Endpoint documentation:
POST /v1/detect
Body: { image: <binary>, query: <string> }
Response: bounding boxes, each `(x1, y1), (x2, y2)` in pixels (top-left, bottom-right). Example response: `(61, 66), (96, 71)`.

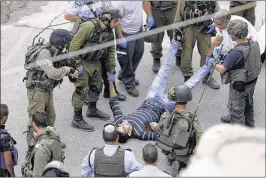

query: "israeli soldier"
(156, 85), (203, 175)
(69, 7), (120, 131)
(211, 20), (262, 127)
(24, 29), (79, 152)
(81, 123), (142, 177)
(143, 1), (180, 73)
(174, 0), (220, 89)
(229, 1), (256, 26)
(0, 104), (18, 177)
(21, 112), (64, 177)
(41, 160), (69, 177)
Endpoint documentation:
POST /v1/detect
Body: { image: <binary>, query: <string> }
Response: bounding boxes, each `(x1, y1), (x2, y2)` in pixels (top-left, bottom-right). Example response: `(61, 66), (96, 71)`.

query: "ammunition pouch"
(151, 1), (177, 11)
(81, 42), (107, 61)
(229, 68), (248, 92)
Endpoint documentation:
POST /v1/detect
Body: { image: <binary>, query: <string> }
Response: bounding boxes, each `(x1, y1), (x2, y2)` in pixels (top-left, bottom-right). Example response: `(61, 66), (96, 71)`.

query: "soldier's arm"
(32, 146), (51, 177)
(69, 21), (95, 64)
(35, 49), (72, 80)
(173, 0), (185, 23)
(106, 31), (116, 74)
(214, 1), (220, 12)
(207, 35), (224, 56)
(143, 1), (152, 16)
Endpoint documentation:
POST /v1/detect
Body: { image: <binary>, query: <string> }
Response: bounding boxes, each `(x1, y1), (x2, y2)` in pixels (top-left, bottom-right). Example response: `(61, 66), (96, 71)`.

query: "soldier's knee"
(90, 83), (103, 95)
(74, 87), (85, 96)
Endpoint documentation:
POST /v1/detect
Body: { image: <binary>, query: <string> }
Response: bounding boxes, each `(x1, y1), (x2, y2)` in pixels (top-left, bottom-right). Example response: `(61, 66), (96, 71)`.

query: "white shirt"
(129, 165), (172, 177)
(111, 1), (143, 34)
(257, 23), (265, 55)
(215, 15), (258, 53)
(81, 144), (142, 177)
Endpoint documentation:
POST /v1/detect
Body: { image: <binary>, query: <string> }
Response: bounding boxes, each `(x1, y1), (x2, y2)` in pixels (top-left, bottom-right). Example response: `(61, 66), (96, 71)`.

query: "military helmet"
(101, 6), (120, 21)
(42, 160), (69, 177)
(227, 19), (248, 41)
(143, 25), (158, 43)
(168, 85), (192, 103)
(49, 29), (73, 49)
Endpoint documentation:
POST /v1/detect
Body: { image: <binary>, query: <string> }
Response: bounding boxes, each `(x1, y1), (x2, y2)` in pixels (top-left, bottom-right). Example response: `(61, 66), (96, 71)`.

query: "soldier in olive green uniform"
(69, 7), (120, 132)
(174, 0), (220, 89)
(21, 112), (64, 177)
(143, 1), (180, 73)
(24, 29), (79, 152)
(156, 85), (202, 175)
(229, 1), (256, 26)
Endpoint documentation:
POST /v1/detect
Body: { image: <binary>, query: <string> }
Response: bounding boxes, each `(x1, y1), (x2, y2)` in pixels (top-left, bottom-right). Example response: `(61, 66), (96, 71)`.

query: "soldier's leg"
(46, 91), (55, 127)
(72, 62), (94, 132)
(26, 89), (49, 152)
(150, 9), (165, 73)
(226, 84), (246, 125)
(197, 32), (220, 89)
(86, 60), (110, 120)
(244, 83), (256, 127)
(181, 25), (197, 81)
(244, 7), (256, 26)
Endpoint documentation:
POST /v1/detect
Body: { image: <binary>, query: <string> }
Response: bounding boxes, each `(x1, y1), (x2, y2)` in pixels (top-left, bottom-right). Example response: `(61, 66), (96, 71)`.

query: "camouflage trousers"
(72, 60), (103, 109)
(26, 89), (55, 146)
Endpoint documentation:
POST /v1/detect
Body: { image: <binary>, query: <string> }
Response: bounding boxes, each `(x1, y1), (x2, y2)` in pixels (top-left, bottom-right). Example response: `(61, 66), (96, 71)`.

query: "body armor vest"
(151, 1), (177, 11)
(228, 41), (261, 85)
(94, 146), (126, 177)
(22, 127), (64, 176)
(80, 19), (111, 61)
(183, 1), (216, 25)
(0, 129), (18, 169)
(24, 43), (63, 92)
(156, 111), (197, 159)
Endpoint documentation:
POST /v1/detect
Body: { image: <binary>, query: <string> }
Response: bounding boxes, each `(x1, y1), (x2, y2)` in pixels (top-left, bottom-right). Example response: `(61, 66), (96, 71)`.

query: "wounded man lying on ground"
(108, 31), (183, 143)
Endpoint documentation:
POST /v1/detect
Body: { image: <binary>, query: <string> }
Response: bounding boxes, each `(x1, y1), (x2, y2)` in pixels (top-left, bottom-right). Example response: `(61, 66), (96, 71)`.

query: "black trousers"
(101, 57), (118, 94)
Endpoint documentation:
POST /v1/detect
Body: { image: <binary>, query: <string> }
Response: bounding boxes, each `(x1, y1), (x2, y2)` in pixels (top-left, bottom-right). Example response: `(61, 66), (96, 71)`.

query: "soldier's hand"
(118, 37), (127, 48)
(205, 23), (216, 34)
(69, 69), (79, 79)
(77, 65), (83, 76)
(146, 16), (155, 29)
(107, 72), (116, 82)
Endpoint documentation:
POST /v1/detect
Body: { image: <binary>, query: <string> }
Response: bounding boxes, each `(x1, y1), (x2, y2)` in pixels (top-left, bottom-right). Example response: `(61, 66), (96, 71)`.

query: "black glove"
(173, 28), (184, 43)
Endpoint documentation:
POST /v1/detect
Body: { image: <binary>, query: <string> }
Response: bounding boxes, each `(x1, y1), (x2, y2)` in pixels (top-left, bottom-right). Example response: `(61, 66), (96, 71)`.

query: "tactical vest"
(24, 42), (63, 92)
(79, 19), (110, 61)
(0, 129), (18, 169)
(183, 1), (216, 25)
(223, 41), (261, 86)
(156, 111), (197, 158)
(93, 146), (127, 177)
(22, 127), (64, 176)
(151, 1), (177, 11)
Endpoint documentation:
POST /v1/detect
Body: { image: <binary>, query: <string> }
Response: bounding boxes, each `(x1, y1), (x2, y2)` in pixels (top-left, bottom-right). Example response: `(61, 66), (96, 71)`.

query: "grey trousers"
(117, 28), (144, 89)
(227, 82), (257, 127)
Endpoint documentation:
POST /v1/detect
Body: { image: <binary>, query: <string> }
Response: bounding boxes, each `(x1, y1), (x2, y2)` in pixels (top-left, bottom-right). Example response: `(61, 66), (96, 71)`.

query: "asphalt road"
(1, 1), (265, 176)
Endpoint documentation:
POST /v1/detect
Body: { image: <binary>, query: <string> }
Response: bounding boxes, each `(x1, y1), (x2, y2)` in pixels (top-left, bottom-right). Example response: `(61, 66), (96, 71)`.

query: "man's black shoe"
(152, 58), (161, 74)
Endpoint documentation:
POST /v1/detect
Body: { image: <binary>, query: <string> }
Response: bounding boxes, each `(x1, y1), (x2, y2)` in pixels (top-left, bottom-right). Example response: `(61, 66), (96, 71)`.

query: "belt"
(245, 77), (257, 86)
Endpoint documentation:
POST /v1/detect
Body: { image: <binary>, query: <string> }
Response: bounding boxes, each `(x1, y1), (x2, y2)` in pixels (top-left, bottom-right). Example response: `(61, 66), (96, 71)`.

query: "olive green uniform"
(25, 47), (72, 147)
(230, 1), (256, 26)
(150, 1), (178, 59)
(21, 127), (64, 177)
(69, 20), (116, 109)
(174, 1), (220, 77)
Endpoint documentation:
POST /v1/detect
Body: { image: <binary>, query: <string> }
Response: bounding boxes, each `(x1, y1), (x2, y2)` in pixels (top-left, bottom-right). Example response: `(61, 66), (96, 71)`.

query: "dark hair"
(0, 104), (9, 119)
(118, 132), (130, 144)
(32, 112), (48, 128)
(142, 143), (158, 164)
(103, 123), (118, 142)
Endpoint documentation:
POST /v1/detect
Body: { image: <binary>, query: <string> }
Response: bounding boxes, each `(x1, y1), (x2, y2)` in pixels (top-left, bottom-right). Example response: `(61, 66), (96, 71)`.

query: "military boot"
(202, 76), (220, 89)
(126, 87), (139, 97)
(171, 161), (180, 177)
(72, 109), (94, 132)
(152, 58), (161, 74)
(86, 102), (110, 120)
(221, 115), (232, 123)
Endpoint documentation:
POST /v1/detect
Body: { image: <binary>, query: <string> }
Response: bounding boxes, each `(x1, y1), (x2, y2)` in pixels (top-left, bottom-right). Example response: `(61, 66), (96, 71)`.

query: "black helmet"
(168, 85), (192, 104)
(49, 29), (73, 49)
(101, 6), (120, 20)
(42, 161), (69, 177)
(175, 85), (192, 103)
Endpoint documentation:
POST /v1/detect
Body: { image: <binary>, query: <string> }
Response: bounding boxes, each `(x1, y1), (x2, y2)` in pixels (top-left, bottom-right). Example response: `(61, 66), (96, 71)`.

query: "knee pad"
(89, 83), (103, 95)
(75, 87), (84, 95)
